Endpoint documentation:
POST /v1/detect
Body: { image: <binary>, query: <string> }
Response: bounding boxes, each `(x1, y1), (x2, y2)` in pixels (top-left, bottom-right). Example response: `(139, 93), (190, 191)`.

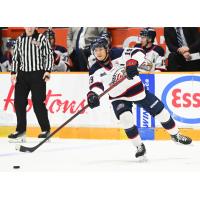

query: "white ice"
(0, 138), (200, 172)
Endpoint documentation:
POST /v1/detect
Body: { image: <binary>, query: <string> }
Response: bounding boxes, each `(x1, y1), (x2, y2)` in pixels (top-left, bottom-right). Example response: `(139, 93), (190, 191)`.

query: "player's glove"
(87, 91), (100, 109)
(125, 59), (139, 79)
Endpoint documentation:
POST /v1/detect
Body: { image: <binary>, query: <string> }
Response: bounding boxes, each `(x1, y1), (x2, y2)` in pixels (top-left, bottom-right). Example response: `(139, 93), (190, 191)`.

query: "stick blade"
(15, 144), (35, 153)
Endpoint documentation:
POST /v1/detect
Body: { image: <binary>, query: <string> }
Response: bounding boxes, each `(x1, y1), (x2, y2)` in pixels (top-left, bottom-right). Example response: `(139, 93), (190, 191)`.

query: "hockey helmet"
(43, 28), (55, 40)
(100, 32), (111, 40)
(6, 39), (16, 48)
(140, 27), (156, 43)
(91, 37), (109, 53)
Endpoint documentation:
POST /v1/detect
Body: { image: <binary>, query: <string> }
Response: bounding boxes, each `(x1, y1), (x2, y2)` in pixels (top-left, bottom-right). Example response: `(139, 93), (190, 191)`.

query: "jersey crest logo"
(110, 68), (126, 85)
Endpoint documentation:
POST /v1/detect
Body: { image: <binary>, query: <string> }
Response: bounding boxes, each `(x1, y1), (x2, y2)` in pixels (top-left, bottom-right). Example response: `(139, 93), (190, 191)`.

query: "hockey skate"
(135, 143), (147, 162)
(38, 131), (50, 139)
(8, 131), (26, 143)
(171, 133), (192, 145)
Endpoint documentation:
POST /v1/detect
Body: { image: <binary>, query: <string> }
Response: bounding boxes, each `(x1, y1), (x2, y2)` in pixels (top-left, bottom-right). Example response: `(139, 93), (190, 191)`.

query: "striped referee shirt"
(11, 30), (53, 74)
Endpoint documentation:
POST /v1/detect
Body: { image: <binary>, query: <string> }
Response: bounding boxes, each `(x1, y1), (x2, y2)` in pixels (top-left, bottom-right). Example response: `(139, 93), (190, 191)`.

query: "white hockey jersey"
(52, 45), (69, 72)
(89, 47), (147, 102)
(0, 56), (11, 72)
(135, 44), (166, 72)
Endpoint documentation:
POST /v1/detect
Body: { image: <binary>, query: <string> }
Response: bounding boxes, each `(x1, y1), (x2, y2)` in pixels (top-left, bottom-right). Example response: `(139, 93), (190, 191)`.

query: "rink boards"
(0, 72), (200, 140)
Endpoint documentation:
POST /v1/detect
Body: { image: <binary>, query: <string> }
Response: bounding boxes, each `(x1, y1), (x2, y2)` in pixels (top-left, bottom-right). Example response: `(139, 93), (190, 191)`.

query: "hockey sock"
(120, 112), (142, 147)
(155, 108), (179, 135)
(130, 135), (142, 147)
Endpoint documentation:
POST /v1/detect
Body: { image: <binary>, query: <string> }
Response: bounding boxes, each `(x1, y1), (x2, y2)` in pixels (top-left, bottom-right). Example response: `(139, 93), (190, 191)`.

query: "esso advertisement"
(155, 74), (200, 127)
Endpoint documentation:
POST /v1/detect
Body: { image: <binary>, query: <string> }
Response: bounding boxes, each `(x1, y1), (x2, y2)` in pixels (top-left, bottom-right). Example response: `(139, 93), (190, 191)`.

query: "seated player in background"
(87, 37), (192, 160)
(4, 39), (16, 66)
(43, 28), (71, 72)
(135, 27), (167, 72)
(0, 39), (14, 72)
(0, 53), (11, 72)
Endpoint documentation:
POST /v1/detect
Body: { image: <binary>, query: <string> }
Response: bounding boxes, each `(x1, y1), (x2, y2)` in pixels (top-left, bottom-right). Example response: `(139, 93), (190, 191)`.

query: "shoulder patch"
(153, 45), (165, 56)
(55, 45), (67, 53)
(130, 48), (145, 57)
(110, 48), (124, 60)
(134, 43), (142, 48)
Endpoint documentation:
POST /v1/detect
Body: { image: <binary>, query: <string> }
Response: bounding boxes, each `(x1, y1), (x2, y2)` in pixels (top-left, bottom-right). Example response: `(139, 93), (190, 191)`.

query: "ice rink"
(1, 138), (200, 200)
(0, 138), (200, 172)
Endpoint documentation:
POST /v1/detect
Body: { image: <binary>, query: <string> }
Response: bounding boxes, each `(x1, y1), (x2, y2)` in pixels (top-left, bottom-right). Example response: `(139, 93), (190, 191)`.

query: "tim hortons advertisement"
(0, 73), (120, 128)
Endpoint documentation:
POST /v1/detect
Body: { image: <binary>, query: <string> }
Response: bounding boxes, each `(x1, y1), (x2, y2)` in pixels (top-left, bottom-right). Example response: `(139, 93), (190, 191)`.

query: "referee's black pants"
(14, 70), (50, 133)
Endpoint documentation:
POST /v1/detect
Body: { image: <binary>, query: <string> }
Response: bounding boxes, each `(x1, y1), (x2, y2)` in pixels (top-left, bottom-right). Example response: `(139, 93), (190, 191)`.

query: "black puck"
(13, 166), (20, 169)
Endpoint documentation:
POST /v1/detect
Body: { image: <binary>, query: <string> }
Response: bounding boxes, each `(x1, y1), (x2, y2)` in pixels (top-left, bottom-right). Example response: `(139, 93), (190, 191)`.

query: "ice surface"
(0, 138), (200, 172)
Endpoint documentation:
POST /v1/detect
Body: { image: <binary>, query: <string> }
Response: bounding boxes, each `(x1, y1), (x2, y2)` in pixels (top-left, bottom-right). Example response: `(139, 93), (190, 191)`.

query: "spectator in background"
(0, 28), (2, 55)
(67, 27), (107, 71)
(0, 39), (13, 72)
(135, 27), (166, 72)
(164, 27), (200, 71)
(44, 28), (70, 72)
(4, 39), (16, 64)
(0, 50), (10, 72)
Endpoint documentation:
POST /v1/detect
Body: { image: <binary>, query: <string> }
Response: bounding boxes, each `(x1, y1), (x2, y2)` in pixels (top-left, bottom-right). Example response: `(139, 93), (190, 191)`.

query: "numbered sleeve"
(89, 70), (104, 95)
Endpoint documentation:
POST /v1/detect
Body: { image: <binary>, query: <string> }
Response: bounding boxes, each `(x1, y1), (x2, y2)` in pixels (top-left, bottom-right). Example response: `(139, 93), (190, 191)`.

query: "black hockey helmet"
(6, 39), (16, 48)
(100, 32), (112, 40)
(91, 37), (109, 52)
(43, 28), (55, 40)
(100, 32), (112, 47)
(140, 27), (156, 43)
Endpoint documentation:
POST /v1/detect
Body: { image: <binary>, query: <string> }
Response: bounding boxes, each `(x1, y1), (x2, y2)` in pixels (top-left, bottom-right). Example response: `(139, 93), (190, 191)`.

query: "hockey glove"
(126, 59), (139, 79)
(87, 91), (100, 109)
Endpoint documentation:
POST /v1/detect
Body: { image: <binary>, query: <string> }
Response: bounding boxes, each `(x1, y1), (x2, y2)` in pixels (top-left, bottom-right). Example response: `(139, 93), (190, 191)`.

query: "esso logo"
(172, 88), (200, 108)
(161, 76), (200, 124)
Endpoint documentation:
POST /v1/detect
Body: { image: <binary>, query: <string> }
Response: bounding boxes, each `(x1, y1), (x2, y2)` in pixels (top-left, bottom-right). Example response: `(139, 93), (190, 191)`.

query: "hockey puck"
(13, 166), (20, 169)
(15, 144), (21, 151)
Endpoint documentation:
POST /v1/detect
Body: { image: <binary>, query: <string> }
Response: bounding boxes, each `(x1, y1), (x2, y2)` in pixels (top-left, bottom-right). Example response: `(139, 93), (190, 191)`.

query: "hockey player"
(87, 37), (192, 159)
(88, 32), (123, 69)
(135, 27), (166, 72)
(0, 53), (11, 72)
(0, 39), (14, 72)
(5, 39), (16, 65)
(43, 28), (70, 72)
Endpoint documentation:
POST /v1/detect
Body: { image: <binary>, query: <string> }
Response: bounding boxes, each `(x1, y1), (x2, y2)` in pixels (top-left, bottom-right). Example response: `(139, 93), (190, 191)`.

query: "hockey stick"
(16, 75), (126, 153)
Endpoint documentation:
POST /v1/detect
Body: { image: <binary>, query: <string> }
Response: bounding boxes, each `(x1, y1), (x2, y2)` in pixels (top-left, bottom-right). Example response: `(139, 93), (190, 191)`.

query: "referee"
(8, 27), (53, 142)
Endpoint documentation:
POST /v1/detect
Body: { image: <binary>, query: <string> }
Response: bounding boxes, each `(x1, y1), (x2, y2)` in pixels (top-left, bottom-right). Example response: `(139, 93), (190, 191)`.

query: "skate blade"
(173, 141), (193, 146)
(136, 155), (148, 162)
(8, 137), (26, 143)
